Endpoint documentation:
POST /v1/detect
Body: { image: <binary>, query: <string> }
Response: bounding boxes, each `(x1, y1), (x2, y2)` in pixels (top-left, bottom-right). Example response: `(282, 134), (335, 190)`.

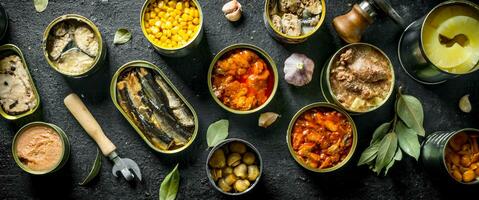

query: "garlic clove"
(222, 0), (242, 22)
(459, 94), (472, 113)
(258, 112), (280, 128)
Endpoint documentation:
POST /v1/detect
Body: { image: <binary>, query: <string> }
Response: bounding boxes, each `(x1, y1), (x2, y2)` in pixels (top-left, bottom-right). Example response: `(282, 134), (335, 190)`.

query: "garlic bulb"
(222, 0), (242, 22)
(284, 53), (315, 86)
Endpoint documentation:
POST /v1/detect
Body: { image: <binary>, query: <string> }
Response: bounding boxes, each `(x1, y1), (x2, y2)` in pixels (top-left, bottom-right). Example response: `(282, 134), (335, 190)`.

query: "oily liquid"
(422, 4), (479, 74)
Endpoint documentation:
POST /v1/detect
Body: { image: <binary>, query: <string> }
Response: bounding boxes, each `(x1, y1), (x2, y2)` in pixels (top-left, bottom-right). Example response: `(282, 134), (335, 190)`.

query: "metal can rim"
(320, 42), (396, 114)
(418, 0), (479, 76)
(140, 0), (204, 51)
(286, 102), (358, 173)
(207, 43), (279, 114)
(0, 44), (41, 120)
(11, 122), (70, 175)
(205, 138), (263, 195)
(263, 0), (327, 41)
(41, 14), (104, 77)
(110, 60), (199, 154)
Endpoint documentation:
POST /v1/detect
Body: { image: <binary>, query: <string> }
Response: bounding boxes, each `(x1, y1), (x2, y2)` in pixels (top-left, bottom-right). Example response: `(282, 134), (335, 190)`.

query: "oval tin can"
(263, 0), (326, 44)
(207, 43), (279, 115)
(12, 122), (71, 175)
(398, 0), (479, 84)
(0, 44), (42, 127)
(205, 138), (263, 196)
(140, 0), (204, 57)
(42, 14), (107, 78)
(421, 128), (479, 185)
(286, 102), (358, 173)
(110, 60), (199, 154)
(320, 43), (395, 115)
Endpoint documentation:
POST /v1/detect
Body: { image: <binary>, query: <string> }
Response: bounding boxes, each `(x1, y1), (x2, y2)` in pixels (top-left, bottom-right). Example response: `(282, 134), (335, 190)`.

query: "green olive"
(218, 178), (232, 192)
(209, 149), (226, 168)
(247, 165), (260, 181)
(233, 163), (247, 179)
(210, 168), (222, 181)
(223, 167), (233, 176)
(234, 179), (250, 193)
(224, 174), (237, 186)
(242, 152), (256, 165)
(229, 142), (247, 154)
(227, 153), (242, 167)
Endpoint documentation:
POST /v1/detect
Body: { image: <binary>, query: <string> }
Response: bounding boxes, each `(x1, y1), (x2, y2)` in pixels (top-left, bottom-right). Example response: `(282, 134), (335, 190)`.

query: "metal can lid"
(371, 0), (406, 27)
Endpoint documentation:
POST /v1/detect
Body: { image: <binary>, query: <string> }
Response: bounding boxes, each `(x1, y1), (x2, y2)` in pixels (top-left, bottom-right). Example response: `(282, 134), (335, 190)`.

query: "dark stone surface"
(0, 0), (478, 199)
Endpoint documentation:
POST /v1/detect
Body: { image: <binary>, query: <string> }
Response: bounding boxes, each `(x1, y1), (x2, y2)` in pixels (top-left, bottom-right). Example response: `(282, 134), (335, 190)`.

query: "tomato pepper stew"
(212, 49), (274, 111)
(291, 107), (353, 169)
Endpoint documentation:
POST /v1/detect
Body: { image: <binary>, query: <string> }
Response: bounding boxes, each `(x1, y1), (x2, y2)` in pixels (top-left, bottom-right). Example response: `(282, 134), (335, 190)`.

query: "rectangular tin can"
(0, 44), (42, 128)
(110, 60), (198, 154)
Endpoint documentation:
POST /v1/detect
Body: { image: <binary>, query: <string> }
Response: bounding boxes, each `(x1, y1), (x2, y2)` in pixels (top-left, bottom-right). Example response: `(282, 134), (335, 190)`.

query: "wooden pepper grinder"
(332, 0), (405, 43)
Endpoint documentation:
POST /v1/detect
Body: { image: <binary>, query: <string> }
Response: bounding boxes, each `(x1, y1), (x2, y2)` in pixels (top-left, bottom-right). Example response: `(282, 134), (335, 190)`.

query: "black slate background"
(1, 0), (479, 199)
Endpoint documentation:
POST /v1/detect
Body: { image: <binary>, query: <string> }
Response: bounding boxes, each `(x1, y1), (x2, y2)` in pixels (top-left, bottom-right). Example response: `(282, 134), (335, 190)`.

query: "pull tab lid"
(371, 0), (406, 27)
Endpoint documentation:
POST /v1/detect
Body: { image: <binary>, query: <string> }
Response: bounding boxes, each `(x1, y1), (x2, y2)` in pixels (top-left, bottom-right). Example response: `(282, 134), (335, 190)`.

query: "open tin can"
(140, 0), (204, 57)
(207, 43), (278, 115)
(42, 14), (107, 78)
(421, 128), (479, 185)
(398, 0), (479, 84)
(12, 122), (70, 175)
(205, 138), (263, 195)
(110, 60), (198, 154)
(320, 43), (395, 115)
(263, 0), (327, 44)
(0, 44), (42, 127)
(286, 102), (357, 173)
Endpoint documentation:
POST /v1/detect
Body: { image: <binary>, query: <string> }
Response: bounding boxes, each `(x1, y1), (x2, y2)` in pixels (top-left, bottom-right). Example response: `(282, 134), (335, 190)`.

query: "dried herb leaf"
(113, 28), (132, 45)
(33, 0), (48, 12)
(459, 94), (472, 113)
(375, 132), (397, 175)
(258, 112), (280, 128)
(159, 164), (180, 200)
(385, 148), (402, 175)
(79, 148), (102, 186)
(357, 143), (380, 166)
(207, 119), (229, 147)
(397, 94), (425, 136)
(396, 121), (420, 160)
(370, 122), (391, 145)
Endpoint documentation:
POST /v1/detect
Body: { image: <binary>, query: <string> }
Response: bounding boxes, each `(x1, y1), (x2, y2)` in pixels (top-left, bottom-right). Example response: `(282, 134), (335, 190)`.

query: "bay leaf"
(370, 122), (391, 145)
(396, 121), (420, 160)
(79, 148), (102, 186)
(385, 148), (403, 175)
(33, 0), (48, 12)
(384, 159), (395, 175)
(159, 164), (180, 200)
(206, 119), (229, 147)
(113, 28), (132, 45)
(394, 147), (402, 161)
(357, 143), (380, 166)
(374, 132), (398, 175)
(397, 94), (425, 136)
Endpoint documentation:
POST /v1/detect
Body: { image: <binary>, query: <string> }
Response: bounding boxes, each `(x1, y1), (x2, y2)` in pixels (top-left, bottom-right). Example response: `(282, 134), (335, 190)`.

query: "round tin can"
(110, 60), (199, 154)
(263, 0), (326, 44)
(205, 138), (263, 195)
(421, 128), (479, 185)
(286, 102), (358, 173)
(398, 1), (479, 84)
(320, 43), (395, 115)
(0, 44), (42, 127)
(12, 122), (71, 175)
(0, 4), (8, 41)
(207, 43), (278, 115)
(140, 0), (204, 57)
(42, 14), (107, 78)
